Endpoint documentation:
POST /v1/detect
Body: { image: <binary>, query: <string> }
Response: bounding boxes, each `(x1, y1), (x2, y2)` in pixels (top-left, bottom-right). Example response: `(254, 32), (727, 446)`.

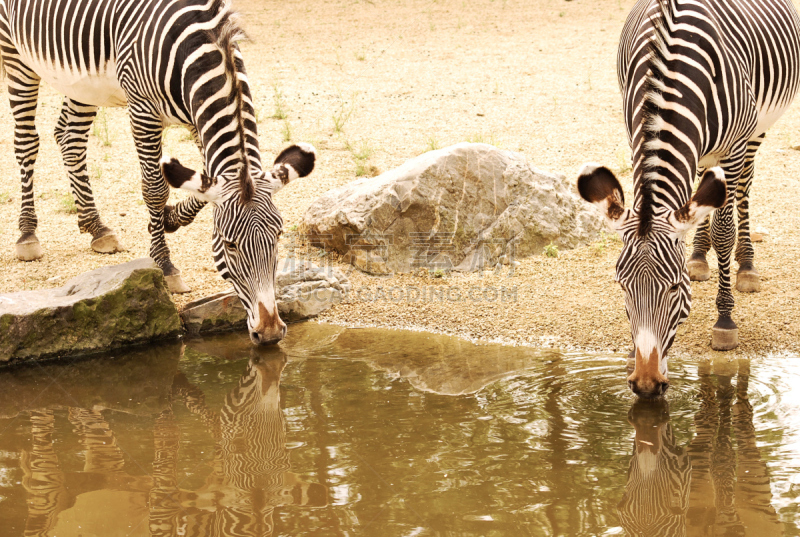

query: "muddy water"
(0, 323), (798, 536)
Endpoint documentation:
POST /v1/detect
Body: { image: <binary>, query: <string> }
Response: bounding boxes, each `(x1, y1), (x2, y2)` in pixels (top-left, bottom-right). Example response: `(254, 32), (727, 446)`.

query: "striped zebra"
(617, 399), (691, 535)
(578, 0), (800, 396)
(0, 0), (315, 344)
(171, 355), (327, 534)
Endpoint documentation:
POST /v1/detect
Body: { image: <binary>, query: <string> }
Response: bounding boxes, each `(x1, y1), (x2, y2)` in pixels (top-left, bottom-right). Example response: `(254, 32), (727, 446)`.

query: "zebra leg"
(688, 168), (712, 281)
(54, 99), (126, 254)
(163, 125), (207, 233)
(7, 68), (43, 260)
(710, 154), (745, 351)
(734, 137), (763, 293)
(128, 105), (190, 293)
(688, 216), (712, 281)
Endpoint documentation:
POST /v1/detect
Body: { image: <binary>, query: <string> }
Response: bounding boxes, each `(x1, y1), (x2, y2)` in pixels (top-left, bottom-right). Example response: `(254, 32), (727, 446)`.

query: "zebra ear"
(668, 167), (727, 236)
(160, 156), (223, 204)
(267, 143), (316, 193)
(577, 163), (629, 231)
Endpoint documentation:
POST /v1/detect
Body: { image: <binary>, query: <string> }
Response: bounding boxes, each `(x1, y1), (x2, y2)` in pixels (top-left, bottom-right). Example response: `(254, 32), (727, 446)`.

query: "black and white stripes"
(579, 0), (800, 396)
(0, 0), (316, 344)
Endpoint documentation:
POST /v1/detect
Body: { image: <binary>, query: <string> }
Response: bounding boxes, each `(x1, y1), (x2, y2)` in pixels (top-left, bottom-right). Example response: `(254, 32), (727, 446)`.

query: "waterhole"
(0, 322), (798, 535)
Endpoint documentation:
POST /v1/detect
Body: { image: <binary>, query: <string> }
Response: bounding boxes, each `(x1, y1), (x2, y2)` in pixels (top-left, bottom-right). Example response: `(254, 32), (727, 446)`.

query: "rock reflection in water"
(618, 358), (782, 536)
(6, 344), (325, 536)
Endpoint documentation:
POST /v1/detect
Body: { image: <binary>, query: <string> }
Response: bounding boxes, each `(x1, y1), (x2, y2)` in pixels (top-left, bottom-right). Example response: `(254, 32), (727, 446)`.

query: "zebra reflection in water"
(19, 351), (325, 536)
(156, 352), (327, 535)
(618, 359), (781, 535)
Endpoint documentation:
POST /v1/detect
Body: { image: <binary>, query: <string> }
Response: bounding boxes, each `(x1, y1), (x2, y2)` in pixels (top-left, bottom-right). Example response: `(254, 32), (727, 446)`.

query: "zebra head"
(578, 164), (726, 397)
(161, 143), (316, 345)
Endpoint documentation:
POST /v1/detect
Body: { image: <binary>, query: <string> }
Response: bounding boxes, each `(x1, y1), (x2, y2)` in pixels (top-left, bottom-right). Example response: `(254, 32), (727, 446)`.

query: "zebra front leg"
(129, 106), (190, 293)
(734, 137), (763, 293)
(8, 71), (43, 260)
(710, 159), (743, 351)
(163, 125), (207, 232)
(55, 99), (126, 254)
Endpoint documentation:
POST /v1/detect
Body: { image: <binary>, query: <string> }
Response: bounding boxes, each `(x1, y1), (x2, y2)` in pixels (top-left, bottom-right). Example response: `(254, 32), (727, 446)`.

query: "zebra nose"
(629, 379), (669, 398)
(250, 330), (284, 346)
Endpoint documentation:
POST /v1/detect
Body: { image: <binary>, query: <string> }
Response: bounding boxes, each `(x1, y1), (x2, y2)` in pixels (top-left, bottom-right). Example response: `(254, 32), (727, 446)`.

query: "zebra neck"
(183, 54), (262, 179)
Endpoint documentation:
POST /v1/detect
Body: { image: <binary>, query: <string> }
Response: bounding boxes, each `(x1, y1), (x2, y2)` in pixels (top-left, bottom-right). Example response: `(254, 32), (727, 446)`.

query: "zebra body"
(579, 0), (800, 396)
(0, 0), (315, 344)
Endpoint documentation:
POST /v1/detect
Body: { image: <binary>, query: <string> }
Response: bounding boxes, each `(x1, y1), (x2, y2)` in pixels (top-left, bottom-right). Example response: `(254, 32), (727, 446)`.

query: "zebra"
(170, 353), (327, 534)
(578, 0), (800, 397)
(0, 0), (316, 344)
(617, 399), (691, 535)
(617, 364), (782, 534)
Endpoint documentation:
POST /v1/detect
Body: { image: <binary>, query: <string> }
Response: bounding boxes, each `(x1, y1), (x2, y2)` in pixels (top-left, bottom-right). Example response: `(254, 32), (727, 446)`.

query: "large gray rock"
(181, 259), (351, 335)
(0, 258), (182, 362)
(302, 142), (603, 274)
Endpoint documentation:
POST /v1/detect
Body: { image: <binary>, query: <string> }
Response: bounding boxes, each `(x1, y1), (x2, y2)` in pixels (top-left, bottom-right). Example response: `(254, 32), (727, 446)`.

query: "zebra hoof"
(687, 257), (710, 281)
(736, 270), (761, 293)
(164, 274), (191, 294)
(91, 234), (126, 254)
(16, 233), (43, 261)
(736, 263), (761, 293)
(711, 318), (738, 351)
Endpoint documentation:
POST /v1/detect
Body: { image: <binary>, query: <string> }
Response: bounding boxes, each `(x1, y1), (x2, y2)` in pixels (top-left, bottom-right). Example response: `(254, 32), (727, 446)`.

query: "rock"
(0, 258), (182, 362)
(180, 258), (351, 335)
(751, 228), (768, 242)
(180, 291), (247, 335)
(301, 142), (603, 274)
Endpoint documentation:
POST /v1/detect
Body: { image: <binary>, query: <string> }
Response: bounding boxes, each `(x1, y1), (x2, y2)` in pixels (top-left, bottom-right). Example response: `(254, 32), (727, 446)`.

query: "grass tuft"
(271, 82), (288, 120)
(59, 192), (77, 214)
(92, 109), (112, 147)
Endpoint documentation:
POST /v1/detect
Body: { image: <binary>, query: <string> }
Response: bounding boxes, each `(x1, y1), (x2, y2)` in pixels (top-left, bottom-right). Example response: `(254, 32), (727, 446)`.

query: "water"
(0, 322), (798, 536)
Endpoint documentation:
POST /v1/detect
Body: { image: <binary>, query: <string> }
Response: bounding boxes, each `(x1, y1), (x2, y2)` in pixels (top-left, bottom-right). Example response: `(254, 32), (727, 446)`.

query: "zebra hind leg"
(688, 216), (712, 281)
(8, 69), (43, 261)
(734, 137), (763, 293)
(687, 169), (711, 281)
(55, 99), (126, 254)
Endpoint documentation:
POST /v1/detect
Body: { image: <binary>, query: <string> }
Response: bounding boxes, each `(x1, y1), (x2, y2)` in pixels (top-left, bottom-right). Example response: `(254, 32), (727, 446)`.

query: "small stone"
(180, 258), (351, 335)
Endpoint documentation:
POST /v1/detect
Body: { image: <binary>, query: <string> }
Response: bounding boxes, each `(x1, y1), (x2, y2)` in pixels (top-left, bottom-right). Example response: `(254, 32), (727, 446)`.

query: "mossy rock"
(0, 258), (181, 362)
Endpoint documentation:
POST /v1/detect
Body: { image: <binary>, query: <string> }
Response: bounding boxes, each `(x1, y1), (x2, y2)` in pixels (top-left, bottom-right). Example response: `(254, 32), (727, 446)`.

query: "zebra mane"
(208, 1), (253, 204)
(638, 0), (674, 237)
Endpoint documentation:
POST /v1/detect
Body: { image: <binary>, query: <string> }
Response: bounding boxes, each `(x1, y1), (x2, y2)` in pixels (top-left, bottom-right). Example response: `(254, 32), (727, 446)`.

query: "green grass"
(281, 120), (292, 142)
(543, 242), (559, 258)
(426, 136), (440, 152)
(347, 140), (379, 177)
(332, 91), (357, 134)
(467, 132), (497, 146)
(59, 192), (77, 214)
(92, 109), (112, 147)
(0, 191), (9, 204)
(271, 82), (288, 120)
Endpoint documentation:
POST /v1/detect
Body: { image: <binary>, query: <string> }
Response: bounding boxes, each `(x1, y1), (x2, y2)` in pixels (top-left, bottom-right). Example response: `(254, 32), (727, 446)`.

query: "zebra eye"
(669, 283), (680, 293)
(223, 240), (238, 253)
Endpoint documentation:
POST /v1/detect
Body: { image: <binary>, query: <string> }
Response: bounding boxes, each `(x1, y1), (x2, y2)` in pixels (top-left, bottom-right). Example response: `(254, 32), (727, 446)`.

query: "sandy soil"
(1, 0), (799, 358)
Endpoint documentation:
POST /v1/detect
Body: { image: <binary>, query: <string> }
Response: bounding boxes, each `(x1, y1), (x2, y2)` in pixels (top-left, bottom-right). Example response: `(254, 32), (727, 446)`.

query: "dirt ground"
(1, 0), (799, 359)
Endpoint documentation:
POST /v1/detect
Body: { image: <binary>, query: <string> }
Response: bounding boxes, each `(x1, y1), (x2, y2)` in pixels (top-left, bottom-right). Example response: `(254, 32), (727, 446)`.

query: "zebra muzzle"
(627, 348), (669, 398)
